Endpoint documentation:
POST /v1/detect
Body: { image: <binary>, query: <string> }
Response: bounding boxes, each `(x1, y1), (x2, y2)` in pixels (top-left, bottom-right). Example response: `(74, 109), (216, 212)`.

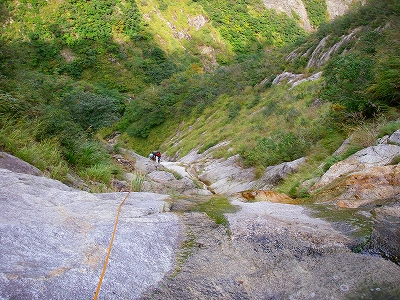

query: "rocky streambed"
(1, 149), (400, 299)
(143, 198), (400, 300)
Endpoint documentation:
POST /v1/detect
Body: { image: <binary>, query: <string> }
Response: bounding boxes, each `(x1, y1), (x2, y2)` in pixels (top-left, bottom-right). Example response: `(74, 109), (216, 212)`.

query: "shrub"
(322, 53), (376, 117)
(61, 90), (121, 131)
(16, 139), (67, 173)
(243, 131), (311, 167)
(368, 19), (400, 107)
(227, 102), (241, 119)
(303, 0), (328, 28)
(0, 92), (27, 117)
(35, 108), (84, 150)
(69, 141), (110, 167)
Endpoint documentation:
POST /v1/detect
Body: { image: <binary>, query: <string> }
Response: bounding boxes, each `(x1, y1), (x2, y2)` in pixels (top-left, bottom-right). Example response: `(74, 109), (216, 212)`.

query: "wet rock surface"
(365, 201), (400, 265)
(144, 200), (400, 299)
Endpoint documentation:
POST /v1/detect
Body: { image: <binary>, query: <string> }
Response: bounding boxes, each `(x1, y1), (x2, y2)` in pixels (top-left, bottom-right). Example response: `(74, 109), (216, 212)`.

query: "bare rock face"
(326, 0), (353, 19)
(148, 201), (400, 299)
(225, 200), (400, 299)
(196, 155), (256, 194)
(262, 0), (353, 31)
(286, 27), (361, 69)
(262, 0), (312, 31)
(187, 15), (208, 31)
(256, 157), (306, 189)
(388, 129), (400, 145)
(307, 27), (361, 68)
(178, 145), (305, 195)
(334, 165), (400, 208)
(309, 143), (400, 208)
(306, 132), (400, 266)
(0, 151), (42, 176)
(311, 144), (400, 191)
(366, 203), (400, 265)
(144, 170), (210, 195)
(0, 168), (182, 300)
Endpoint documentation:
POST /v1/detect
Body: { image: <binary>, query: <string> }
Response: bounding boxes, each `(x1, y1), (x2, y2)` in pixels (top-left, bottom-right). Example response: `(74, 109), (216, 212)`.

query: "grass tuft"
(194, 196), (239, 229)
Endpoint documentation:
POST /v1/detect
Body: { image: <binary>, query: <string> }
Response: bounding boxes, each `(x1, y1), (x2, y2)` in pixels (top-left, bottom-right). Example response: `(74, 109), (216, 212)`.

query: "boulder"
(255, 157), (306, 189)
(0, 152), (42, 176)
(143, 170), (210, 196)
(311, 144), (400, 191)
(334, 165), (400, 208)
(196, 155), (256, 195)
(365, 203), (400, 265)
(148, 170), (176, 182)
(388, 129), (400, 145)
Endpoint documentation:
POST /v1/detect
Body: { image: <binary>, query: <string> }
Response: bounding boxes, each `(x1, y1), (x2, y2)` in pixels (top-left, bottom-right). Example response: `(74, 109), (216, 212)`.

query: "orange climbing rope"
(93, 191), (131, 300)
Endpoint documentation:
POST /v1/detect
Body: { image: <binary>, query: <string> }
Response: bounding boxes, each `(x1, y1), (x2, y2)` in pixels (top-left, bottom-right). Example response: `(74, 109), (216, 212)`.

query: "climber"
(149, 151), (161, 163)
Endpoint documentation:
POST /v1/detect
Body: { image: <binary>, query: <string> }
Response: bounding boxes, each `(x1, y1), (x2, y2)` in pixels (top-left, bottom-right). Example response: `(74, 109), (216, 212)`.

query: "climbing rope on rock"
(93, 191), (131, 300)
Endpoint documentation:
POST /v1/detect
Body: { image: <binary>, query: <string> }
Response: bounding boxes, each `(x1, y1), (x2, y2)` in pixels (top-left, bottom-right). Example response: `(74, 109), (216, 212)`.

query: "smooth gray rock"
(144, 170), (208, 196)
(327, 0), (352, 18)
(148, 171), (176, 182)
(255, 157), (306, 189)
(197, 155), (256, 195)
(0, 152), (42, 176)
(262, 0), (312, 31)
(388, 129), (400, 145)
(0, 168), (182, 300)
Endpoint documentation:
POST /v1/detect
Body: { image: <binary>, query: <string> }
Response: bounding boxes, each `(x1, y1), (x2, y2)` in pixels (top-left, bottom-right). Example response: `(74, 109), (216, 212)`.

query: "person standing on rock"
(149, 151), (161, 163)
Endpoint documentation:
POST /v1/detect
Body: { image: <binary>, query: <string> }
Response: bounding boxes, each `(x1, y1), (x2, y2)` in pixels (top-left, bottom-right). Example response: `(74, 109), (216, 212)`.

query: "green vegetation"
(198, 0), (306, 53)
(0, 52), (124, 190)
(303, 0), (328, 28)
(322, 53), (376, 117)
(1, 0), (399, 195)
(378, 120), (400, 137)
(171, 227), (196, 277)
(131, 171), (146, 192)
(194, 196), (239, 228)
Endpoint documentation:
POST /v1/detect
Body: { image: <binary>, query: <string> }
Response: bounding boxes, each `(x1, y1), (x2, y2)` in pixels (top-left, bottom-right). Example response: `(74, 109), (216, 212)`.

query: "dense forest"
(0, 0), (399, 194)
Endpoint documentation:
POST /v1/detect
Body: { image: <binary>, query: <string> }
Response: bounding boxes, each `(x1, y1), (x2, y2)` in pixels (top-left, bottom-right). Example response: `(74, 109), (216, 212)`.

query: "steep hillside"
(0, 0), (317, 188)
(1, 0), (399, 193)
(123, 0), (400, 176)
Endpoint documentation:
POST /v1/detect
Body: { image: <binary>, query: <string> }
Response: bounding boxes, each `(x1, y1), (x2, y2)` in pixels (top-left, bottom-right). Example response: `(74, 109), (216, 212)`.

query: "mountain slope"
(1, 0), (399, 193)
